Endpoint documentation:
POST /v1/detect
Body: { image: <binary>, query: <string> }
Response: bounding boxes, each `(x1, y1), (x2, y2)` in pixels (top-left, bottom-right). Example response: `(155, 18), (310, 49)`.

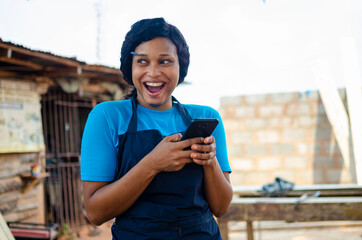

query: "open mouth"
(144, 82), (165, 94)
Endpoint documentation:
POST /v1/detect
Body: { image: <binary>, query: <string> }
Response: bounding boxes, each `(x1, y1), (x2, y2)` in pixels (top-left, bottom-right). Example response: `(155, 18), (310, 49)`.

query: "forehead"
(134, 37), (177, 54)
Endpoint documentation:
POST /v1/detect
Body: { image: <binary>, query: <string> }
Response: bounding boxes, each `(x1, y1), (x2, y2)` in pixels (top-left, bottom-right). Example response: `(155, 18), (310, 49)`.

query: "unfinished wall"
(0, 80), (46, 223)
(220, 90), (355, 186)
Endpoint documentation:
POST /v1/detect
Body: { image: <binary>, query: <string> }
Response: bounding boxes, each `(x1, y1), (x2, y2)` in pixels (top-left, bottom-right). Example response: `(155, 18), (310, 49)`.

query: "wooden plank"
(233, 184), (362, 197)
(313, 59), (351, 168)
(0, 212), (15, 240)
(341, 37), (362, 184)
(219, 197), (362, 222)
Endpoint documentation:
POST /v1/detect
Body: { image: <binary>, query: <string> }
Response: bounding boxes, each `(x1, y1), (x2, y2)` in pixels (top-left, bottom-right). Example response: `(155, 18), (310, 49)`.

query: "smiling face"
(131, 37), (180, 111)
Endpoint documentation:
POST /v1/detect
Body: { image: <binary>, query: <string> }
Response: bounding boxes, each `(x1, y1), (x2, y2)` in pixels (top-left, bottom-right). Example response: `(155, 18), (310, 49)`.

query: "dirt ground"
(58, 220), (362, 240)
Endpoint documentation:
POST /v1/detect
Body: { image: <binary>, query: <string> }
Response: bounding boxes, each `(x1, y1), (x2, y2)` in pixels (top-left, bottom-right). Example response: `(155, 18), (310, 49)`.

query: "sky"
(1, 0), (362, 109)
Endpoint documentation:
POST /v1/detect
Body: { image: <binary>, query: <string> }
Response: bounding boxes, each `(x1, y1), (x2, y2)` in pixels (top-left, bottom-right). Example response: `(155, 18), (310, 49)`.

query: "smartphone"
(181, 118), (219, 149)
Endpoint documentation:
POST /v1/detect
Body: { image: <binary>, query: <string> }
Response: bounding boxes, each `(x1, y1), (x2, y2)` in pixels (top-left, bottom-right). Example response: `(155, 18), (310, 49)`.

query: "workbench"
(217, 184), (362, 240)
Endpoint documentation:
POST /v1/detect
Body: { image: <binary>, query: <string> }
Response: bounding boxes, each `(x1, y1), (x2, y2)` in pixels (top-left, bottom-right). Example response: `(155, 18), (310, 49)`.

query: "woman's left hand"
(190, 136), (216, 166)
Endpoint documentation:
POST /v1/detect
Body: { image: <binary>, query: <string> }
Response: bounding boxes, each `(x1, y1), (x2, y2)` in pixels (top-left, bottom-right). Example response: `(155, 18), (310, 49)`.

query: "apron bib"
(112, 97), (221, 239)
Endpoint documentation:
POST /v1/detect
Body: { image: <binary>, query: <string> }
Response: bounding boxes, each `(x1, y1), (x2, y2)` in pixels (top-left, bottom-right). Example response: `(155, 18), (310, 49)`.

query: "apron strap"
(128, 96), (192, 133)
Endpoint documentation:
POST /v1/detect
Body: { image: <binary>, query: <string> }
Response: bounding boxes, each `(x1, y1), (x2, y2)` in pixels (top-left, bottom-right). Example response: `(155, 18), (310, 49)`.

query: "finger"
(192, 158), (213, 166)
(165, 133), (183, 142)
(190, 151), (216, 160)
(179, 137), (204, 149)
(204, 136), (215, 144)
(191, 142), (216, 152)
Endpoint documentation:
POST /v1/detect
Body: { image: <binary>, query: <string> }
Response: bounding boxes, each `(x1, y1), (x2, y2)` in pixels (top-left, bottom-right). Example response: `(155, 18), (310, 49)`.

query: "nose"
(147, 64), (161, 77)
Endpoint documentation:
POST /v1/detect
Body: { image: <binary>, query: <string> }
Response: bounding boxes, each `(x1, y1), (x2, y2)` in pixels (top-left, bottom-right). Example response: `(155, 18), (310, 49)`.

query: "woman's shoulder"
(183, 104), (220, 118)
(91, 99), (132, 115)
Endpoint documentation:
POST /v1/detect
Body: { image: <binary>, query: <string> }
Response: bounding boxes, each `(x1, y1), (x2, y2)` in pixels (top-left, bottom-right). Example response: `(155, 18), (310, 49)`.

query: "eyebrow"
(131, 52), (171, 57)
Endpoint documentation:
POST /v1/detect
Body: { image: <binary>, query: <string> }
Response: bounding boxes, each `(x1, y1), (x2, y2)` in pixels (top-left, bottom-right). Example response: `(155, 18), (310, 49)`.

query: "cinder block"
(227, 145), (243, 157)
(298, 169), (324, 184)
(297, 142), (321, 155)
(327, 169), (353, 183)
(220, 96), (243, 106)
(284, 156), (308, 169)
(245, 172), (273, 185)
(256, 130), (280, 143)
(312, 129), (332, 140)
(282, 129), (306, 141)
(271, 144), (294, 155)
(244, 94), (267, 105)
(257, 157), (281, 170)
(231, 132), (253, 144)
(245, 144), (268, 156)
(230, 158), (254, 171)
(271, 92), (296, 103)
(313, 156), (336, 168)
(243, 118), (267, 129)
(268, 117), (294, 128)
(230, 172), (244, 185)
(235, 106), (255, 118)
(259, 105), (284, 117)
(298, 116), (317, 127)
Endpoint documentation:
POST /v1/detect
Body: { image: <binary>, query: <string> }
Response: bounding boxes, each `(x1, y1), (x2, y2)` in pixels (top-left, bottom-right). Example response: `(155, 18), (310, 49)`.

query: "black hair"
(120, 18), (190, 93)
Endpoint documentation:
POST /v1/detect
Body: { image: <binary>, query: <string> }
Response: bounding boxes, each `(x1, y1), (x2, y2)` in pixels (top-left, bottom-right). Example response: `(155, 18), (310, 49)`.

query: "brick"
(235, 106), (255, 118)
(245, 145), (268, 156)
(271, 144), (294, 155)
(257, 157), (281, 170)
(271, 92), (296, 103)
(314, 157), (335, 168)
(231, 158), (254, 171)
(282, 129), (306, 141)
(256, 130), (280, 143)
(220, 96), (243, 106)
(259, 105), (284, 117)
(231, 132), (253, 144)
(244, 94), (267, 105)
(284, 156), (308, 169)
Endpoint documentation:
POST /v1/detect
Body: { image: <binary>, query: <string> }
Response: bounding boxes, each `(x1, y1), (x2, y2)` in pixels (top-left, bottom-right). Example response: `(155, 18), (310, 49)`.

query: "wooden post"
(246, 220), (254, 240)
(218, 220), (228, 240)
(341, 37), (362, 184)
(313, 59), (351, 168)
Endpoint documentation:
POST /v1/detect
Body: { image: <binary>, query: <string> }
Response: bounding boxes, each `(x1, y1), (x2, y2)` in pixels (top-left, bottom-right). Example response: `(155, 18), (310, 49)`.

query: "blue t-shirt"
(81, 99), (231, 181)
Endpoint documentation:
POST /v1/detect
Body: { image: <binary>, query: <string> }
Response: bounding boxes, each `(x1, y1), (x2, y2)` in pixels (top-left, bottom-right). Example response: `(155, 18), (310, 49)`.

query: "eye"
(137, 59), (147, 64)
(160, 59), (173, 65)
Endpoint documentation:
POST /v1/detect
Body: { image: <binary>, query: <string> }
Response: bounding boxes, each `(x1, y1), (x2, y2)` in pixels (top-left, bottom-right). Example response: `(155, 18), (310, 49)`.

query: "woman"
(81, 17), (233, 239)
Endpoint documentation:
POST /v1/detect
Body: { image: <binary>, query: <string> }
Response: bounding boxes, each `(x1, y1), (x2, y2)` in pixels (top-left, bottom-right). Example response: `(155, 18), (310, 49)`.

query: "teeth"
(146, 82), (163, 87)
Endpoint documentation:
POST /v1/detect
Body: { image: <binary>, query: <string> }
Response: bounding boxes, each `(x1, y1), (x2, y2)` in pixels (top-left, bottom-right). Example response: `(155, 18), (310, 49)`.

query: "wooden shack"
(0, 38), (128, 229)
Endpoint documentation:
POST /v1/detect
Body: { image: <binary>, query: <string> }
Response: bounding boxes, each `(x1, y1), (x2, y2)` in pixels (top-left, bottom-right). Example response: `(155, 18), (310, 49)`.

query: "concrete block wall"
(219, 90), (355, 186)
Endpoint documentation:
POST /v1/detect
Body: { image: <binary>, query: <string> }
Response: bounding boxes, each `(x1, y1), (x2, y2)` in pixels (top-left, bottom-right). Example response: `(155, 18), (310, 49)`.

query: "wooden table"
(217, 184), (362, 240)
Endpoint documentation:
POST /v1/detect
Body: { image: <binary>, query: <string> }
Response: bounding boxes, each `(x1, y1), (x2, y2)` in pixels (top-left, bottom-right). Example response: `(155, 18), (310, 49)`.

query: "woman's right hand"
(143, 133), (203, 173)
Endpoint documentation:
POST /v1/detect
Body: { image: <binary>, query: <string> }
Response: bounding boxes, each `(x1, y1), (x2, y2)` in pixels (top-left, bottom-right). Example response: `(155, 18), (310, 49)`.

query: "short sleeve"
(80, 109), (118, 181)
(212, 111), (232, 173)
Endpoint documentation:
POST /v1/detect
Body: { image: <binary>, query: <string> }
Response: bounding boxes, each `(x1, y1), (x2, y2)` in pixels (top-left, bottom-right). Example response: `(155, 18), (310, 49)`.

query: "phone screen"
(181, 118), (219, 141)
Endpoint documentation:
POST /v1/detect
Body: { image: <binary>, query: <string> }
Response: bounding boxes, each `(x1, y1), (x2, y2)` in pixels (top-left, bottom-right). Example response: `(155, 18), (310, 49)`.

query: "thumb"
(165, 133), (182, 142)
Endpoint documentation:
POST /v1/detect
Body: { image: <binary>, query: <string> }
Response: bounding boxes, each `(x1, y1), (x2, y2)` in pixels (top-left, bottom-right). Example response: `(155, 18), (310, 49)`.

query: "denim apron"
(111, 97), (221, 240)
